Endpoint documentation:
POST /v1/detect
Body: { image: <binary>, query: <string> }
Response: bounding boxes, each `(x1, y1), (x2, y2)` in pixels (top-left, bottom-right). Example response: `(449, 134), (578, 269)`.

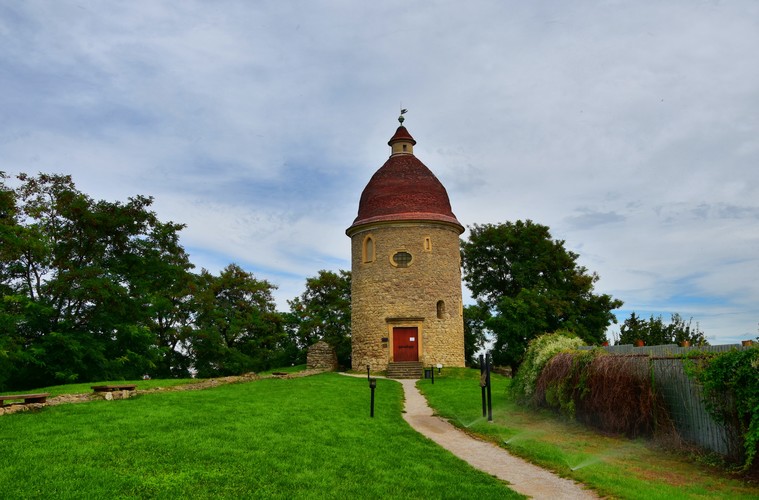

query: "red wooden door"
(393, 327), (418, 362)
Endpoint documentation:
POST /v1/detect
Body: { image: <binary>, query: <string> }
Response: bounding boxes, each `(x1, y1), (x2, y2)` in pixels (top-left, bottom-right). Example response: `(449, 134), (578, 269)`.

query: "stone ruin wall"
(306, 341), (338, 370)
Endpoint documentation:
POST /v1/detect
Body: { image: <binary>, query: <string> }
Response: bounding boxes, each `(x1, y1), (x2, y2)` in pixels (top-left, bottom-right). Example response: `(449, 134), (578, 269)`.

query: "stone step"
(387, 362), (423, 379)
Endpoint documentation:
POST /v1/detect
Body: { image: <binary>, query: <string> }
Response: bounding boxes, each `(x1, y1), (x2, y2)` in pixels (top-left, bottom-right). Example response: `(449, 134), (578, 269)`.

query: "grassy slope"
(1, 373), (522, 499)
(419, 368), (759, 499)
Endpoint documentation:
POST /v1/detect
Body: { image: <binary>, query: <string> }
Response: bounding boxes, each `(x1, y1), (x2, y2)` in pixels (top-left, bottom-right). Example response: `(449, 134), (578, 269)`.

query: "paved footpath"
(397, 379), (599, 499)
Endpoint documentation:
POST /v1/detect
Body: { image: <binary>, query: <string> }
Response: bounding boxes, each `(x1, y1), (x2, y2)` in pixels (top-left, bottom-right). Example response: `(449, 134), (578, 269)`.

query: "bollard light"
(436, 363), (443, 374)
(369, 378), (377, 417)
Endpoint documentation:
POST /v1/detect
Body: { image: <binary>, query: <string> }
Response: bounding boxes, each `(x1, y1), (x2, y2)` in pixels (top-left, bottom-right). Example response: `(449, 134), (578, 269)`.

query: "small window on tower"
(363, 235), (375, 263)
(392, 251), (412, 268)
(437, 300), (446, 319)
(424, 236), (432, 252)
(402, 144), (407, 151)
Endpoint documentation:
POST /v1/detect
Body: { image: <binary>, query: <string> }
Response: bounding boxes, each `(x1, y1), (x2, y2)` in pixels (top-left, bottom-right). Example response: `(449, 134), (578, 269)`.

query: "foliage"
(511, 331), (583, 401)
(0, 172), (292, 390)
(0, 172), (192, 389)
(461, 220), (622, 368)
(535, 351), (670, 437)
(189, 264), (284, 377)
(286, 270), (351, 367)
(463, 303), (490, 366)
(686, 346), (759, 471)
(617, 312), (708, 346)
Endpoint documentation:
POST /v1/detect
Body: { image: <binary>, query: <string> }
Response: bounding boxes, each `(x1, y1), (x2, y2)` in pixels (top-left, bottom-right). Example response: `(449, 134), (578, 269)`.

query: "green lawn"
(419, 368), (759, 499)
(1, 373), (521, 499)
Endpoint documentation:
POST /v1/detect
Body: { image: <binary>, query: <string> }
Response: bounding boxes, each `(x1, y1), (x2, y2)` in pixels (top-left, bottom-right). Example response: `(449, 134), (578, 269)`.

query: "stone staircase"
(386, 361), (423, 379)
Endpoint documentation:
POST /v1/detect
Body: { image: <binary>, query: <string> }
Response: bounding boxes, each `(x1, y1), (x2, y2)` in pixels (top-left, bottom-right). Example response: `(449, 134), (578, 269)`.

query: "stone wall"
(306, 341), (338, 370)
(350, 221), (465, 371)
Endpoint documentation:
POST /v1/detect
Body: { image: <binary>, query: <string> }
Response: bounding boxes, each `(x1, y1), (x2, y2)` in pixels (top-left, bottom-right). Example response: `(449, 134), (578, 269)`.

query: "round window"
(392, 251), (412, 268)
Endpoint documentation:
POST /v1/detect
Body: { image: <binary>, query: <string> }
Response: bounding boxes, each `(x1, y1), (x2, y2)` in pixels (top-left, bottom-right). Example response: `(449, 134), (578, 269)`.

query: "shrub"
(511, 331), (583, 402)
(535, 351), (673, 437)
(686, 346), (759, 471)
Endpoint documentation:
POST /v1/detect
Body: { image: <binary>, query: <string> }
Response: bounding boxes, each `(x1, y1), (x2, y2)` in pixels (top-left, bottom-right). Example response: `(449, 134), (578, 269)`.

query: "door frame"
(387, 318), (423, 363)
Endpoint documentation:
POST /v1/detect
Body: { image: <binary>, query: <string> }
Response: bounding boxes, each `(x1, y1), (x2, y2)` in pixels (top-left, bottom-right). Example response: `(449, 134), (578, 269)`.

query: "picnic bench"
(0, 393), (50, 407)
(91, 384), (137, 393)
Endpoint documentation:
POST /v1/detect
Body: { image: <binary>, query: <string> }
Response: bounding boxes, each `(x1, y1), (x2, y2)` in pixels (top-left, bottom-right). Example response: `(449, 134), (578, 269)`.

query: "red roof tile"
(347, 143), (463, 233)
(388, 125), (417, 146)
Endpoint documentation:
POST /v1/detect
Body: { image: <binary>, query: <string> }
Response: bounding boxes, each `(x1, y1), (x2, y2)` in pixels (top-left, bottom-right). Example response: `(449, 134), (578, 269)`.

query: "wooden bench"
(91, 384), (137, 393)
(0, 393), (50, 407)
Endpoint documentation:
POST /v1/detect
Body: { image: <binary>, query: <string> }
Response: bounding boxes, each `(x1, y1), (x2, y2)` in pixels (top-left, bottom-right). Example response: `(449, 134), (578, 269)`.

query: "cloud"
(1, 1), (758, 342)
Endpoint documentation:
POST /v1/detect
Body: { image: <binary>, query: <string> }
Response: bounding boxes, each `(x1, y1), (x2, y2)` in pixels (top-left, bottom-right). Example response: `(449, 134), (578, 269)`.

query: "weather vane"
(398, 106), (408, 125)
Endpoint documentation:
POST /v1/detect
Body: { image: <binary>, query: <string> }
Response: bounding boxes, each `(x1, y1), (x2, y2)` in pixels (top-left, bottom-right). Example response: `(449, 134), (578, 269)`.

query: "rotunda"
(346, 117), (465, 375)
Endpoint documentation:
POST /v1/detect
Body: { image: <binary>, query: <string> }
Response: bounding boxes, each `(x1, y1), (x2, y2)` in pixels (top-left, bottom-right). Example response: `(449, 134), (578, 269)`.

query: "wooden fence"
(579, 343), (752, 459)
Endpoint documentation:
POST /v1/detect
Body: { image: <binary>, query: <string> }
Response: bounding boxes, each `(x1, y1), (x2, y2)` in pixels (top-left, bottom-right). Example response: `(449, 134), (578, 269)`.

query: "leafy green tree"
(287, 270), (351, 368)
(461, 220), (623, 368)
(463, 303), (489, 366)
(190, 264), (284, 377)
(617, 312), (707, 346)
(0, 173), (192, 389)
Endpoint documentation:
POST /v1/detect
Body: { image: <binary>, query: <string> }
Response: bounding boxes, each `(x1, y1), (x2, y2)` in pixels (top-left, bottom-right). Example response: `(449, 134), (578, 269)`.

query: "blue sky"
(1, 1), (758, 344)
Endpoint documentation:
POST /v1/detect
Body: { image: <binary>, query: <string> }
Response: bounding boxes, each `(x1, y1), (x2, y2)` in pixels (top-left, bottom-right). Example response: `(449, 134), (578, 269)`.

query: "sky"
(1, 1), (758, 345)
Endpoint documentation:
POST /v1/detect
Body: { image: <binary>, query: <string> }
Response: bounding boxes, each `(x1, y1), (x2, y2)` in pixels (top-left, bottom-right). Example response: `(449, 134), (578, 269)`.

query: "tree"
(0, 173), (192, 389)
(461, 220), (623, 368)
(617, 312), (708, 346)
(189, 264), (284, 377)
(463, 303), (489, 366)
(287, 270), (351, 368)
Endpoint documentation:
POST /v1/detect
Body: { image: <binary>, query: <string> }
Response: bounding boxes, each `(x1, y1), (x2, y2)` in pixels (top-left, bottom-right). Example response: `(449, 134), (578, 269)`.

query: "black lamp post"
(369, 378), (377, 417)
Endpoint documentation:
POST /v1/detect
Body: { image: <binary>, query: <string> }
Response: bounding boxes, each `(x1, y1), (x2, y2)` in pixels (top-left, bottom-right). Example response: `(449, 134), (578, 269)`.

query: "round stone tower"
(346, 119), (465, 373)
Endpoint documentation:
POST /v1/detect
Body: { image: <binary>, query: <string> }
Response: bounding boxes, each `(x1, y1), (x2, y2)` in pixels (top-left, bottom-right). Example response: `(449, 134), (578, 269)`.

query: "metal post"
(486, 352), (493, 422)
(366, 364), (370, 381)
(369, 378), (376, 417)
(479, 354), (486, 417)
(431, 365), (435, 384)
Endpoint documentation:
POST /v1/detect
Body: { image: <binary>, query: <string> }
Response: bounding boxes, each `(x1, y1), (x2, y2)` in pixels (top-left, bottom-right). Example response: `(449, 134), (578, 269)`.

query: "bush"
(535, 351), (672, 437)
(511, 331), (583, 402)
(686, 346), (759, 471)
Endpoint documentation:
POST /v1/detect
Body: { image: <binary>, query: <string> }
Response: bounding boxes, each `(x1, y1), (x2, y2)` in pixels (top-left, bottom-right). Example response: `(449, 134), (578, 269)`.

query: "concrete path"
(397, 379), (598, 499)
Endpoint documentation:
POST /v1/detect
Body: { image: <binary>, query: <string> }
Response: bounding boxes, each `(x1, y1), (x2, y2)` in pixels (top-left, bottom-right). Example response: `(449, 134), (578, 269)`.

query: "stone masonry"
(349, 222), (465, 371)
(306, 340), (338, 370)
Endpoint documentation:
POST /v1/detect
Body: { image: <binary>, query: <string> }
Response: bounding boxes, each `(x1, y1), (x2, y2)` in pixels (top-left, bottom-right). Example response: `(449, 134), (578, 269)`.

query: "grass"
(1, 373), (522, 499)
(419, 368), (759, 499)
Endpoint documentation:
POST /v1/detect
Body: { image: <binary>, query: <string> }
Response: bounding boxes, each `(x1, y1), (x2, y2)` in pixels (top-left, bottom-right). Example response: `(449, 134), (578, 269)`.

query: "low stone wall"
(0, 403), (46, 416)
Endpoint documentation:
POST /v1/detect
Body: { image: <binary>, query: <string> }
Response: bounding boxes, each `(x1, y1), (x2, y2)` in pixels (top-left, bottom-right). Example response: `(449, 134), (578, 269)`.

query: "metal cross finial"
(398, 107), (407, 125)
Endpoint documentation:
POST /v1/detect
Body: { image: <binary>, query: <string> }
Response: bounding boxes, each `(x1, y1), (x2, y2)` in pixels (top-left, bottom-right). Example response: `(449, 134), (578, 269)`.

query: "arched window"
(437, 300), (446, 319)
(424, 236), (432, 252)
(363, 235), (375, 263)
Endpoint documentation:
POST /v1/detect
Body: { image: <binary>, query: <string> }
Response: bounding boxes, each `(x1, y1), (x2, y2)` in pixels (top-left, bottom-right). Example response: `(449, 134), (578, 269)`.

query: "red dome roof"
(347, 127), (463, 234)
